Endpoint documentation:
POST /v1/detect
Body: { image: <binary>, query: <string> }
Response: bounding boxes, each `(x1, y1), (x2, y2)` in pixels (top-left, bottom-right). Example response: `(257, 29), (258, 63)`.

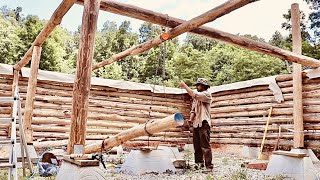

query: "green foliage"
(0, 14), (21, 64)
(207, 43), (287, 85)
(169, 45), (212, 86)
(184, 33), (217, 51)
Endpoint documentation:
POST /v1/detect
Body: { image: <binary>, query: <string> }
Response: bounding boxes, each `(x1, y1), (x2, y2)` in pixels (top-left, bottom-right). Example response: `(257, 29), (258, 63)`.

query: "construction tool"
(258, 107), (273, 160)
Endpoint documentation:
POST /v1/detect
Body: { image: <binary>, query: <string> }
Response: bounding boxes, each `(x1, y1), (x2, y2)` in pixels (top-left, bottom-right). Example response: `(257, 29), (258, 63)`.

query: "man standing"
(179, 78), (213, 170)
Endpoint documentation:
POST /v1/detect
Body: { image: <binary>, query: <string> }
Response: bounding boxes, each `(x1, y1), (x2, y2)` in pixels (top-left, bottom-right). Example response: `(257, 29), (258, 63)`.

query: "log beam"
(67, 0), (100, 154)
(85, 113), (184, 153)
(23, 46), (42, 143)
(75, 0), (320, 69)
(92, 0), (258, 70)
(291, 3), (304, 148)
(14, 0), (77, 71)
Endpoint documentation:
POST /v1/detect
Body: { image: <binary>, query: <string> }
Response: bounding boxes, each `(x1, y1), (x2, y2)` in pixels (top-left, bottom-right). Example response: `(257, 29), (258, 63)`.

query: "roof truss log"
(75, 0), (320, 69)
(14, 0), (77, 71)
(92, 0), (259, 70)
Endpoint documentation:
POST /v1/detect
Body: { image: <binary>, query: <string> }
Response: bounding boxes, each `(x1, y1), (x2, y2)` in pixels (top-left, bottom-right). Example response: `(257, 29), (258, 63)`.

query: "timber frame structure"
(1, 0), (320, 154)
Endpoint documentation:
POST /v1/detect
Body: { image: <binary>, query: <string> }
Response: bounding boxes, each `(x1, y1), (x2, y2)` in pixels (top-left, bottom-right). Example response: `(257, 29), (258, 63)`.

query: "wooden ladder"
(0, 87), (33, 179)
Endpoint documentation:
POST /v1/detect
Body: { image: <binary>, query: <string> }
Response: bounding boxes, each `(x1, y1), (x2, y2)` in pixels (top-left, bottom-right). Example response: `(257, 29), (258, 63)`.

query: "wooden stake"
(67, 0), (100, 154)
(258, 107), (272, 160)
(14, 0), (77, 71)
(23, 46), (42, 144)
(92, 0), (258, 70)
(291, 3), (304, 148)
(75, 0), (320, 68)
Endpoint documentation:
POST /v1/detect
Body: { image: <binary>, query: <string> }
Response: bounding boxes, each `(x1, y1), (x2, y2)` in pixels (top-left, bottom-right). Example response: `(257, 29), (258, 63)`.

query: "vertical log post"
(23, 46), (42, 144)
(7, 70), (20, 137)
(291, 3), (304, 148)
(67, 0), (100, 154)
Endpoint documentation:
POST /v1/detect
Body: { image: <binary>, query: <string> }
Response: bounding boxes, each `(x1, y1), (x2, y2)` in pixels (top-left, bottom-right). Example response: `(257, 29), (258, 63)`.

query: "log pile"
(1, 71), (320, 149)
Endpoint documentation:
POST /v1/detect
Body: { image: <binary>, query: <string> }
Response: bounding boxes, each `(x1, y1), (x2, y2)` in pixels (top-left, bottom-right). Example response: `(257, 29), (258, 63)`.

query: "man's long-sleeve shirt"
(190, 90), (212, 128)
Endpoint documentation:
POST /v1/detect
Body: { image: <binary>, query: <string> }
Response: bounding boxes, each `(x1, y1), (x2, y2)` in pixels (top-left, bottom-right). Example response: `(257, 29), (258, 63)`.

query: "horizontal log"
(211, 138), (320, 149)
(31, 109), (152, 123)
(212, 86), (269, 97)
(16, 79), (189, 103)
(212, 108), (293, 118)
(212, 89), (274, 102)
(28, 95), (184, 114)
(211, 102), (292, 114)
(212, 117), (293, 126)
(212, 124), (320, 133)
(211, 132), (320, 140)
(31, 101), (170, 119)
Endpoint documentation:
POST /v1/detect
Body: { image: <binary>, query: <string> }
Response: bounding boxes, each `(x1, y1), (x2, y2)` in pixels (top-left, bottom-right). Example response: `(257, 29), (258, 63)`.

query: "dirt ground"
(0, 144), (319, 180)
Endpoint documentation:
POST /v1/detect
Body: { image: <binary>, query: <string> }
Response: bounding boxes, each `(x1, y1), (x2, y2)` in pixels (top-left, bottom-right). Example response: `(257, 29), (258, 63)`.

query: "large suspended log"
(14, 0), (77, 70)
(67, 0), (100, 154)
(23, 46), (42, 143)
(291, 3), (304, 148)
(85, 113), (184, 153)
(92, 0), (258, 70)
(77, 0), (320, 68)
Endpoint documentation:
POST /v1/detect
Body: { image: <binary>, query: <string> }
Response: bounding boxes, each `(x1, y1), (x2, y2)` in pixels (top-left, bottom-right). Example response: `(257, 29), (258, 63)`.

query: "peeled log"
(85, 113), (184, 153)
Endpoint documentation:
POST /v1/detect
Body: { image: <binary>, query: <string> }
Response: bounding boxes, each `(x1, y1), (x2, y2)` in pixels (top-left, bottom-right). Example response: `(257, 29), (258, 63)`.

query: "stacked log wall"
(0, 74), (191, 144)
(211, 73), (320, 149)
(1, 72), (320, 149)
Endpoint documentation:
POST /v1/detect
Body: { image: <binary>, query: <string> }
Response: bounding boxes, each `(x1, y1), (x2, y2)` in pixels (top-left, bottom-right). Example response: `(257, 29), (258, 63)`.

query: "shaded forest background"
(0, 0), (319, 87)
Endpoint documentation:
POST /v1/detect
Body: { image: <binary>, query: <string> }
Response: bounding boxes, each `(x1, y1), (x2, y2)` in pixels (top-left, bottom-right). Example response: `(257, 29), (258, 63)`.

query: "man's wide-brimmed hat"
(194, 78), (210, 88)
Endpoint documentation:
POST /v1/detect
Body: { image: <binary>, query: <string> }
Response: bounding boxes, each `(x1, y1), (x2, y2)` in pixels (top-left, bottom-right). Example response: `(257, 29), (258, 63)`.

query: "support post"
(8, 70), (20, 137)
(23, 46), (42, 144)
(67, 0), (100, 154)
(291, 3), (304, 148)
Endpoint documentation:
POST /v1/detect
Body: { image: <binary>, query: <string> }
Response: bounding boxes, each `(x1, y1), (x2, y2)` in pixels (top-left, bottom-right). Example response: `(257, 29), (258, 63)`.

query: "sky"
(0, 0), (312, 42)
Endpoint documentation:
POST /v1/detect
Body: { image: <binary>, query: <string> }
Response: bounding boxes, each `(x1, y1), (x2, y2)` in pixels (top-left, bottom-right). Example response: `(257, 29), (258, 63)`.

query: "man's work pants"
(193, 120), (213, 168)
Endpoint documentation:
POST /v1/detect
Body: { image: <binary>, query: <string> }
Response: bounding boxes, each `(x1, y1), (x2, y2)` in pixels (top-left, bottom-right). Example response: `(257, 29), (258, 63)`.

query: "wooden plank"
(76, 0), (320, 68)
(291, 3), (304, 148)
(63, 157), (99, 167)
(258, 107), (272, 160)
(14, 0), (77, 70)
(23, 46), (42, 144)
(92, 0), (258, 70)
(273, 150), (307, 158)
(67, 0), (101, 154)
